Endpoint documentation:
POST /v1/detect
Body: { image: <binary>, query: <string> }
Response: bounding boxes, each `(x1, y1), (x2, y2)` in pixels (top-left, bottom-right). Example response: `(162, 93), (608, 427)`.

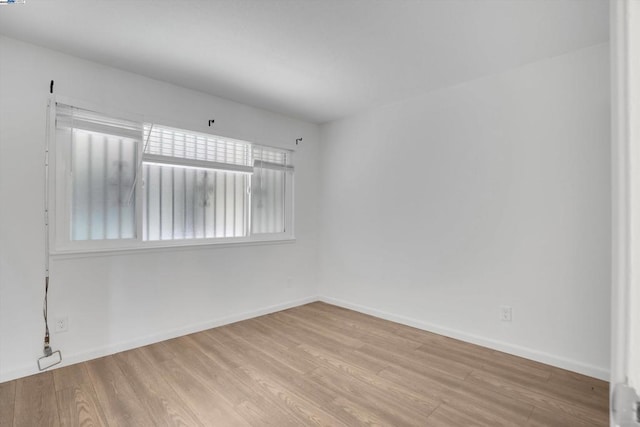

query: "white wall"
(0, 35), (612, 383)
(319, 44), (611, 379)
(0, 36), (320, 381)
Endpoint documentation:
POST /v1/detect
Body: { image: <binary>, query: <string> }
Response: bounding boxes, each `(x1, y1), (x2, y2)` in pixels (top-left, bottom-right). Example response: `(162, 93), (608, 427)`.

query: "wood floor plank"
(193, 334), (370, 426)
(310, 366), (430, 426)
(232, 318), (292, 352)
(209, 327), (339, 408)
(0, 380), (16, 407)
(84, 356), (155, 426)
(187, 328), (344, 425)
(329, 346), (391, 374)
(547, 367), (609, 402)
(297, 343), (439, 415)
(8, 302), (609, 426)
(426, 404), (491, 427)
(14, 372), (60, 427)
(260, 313), (364, 357)
(52, 364), (91, 392)
(137, 340), (176, 364)
(226, 321), (318, 374)
(242, 317), (303, 349)
(358, 342), (472, 380)
(527, 406), (602, 427)
(55, 381), (107, 427)
(114, 349), (203, 427)
(474, 362), (607, 413)
(441, 372), (534, 425)
(549, 366), (609, 390)
(285, 305), (423, 353)
(488, 350), (553, 378)
(0, 380), (16, 426)
(404, 325), (553, 383)
(327, 396), (392, 427)
(182, 331), (243, 370)
(205, 327), (364, 427)
(237, 364), (348, 426)
(394, 323), (496, 359)
(378, 363), (464, 403)
(154, 335), (254, 425)
(415, 339), (487, 370)
(298, 302), (420, 345)
(257, 318), (390, 375)
(467, 369), (608, 426)
(161, 335), (293, 426)
(207, 327), (308, 379)
(272, 311), (365, 349)
(476, 353), (552, 384)
(159, 357), (250, 426)
(415, 340), (552, 383)
(307, 302), (402, 333)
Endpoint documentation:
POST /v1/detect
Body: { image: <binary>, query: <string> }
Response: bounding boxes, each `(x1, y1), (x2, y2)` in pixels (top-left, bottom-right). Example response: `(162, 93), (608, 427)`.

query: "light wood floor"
(1, 302), (609, 426)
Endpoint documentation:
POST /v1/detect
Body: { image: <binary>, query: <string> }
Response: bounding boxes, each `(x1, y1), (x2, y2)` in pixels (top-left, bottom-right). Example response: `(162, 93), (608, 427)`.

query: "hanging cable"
(43, 96), (52, 356)
(126, 124), (153, 206)
(38, 84), (62, 371)
(42, 277), (51, 356)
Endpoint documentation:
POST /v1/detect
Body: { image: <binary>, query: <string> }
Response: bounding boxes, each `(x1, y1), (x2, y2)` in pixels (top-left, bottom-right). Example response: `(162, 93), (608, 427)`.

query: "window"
(53, 103), (294, 252)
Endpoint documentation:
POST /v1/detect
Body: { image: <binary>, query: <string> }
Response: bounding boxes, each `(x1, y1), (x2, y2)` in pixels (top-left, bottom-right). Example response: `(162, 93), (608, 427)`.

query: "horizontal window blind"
(57, 103), (142, 140)
(253, 146), (293, 171)
(142, 124), (294, 174)
(143, 125), (253, 173)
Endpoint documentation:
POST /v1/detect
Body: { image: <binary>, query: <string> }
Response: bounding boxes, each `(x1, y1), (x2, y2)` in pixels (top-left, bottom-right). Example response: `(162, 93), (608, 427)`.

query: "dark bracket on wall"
(50, 80), (54, 94)
(208, 119), (215, 127)
(296, 138), (302, 145)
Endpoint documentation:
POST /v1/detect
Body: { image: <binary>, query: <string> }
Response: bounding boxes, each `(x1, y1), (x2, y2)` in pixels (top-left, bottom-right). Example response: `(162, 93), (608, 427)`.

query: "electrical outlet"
(500, 306), (512, 322)
(54, 316), (68, 333)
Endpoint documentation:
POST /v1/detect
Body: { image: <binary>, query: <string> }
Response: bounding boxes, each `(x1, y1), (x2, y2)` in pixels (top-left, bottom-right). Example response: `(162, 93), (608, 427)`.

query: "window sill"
(50, 237), (297, 259)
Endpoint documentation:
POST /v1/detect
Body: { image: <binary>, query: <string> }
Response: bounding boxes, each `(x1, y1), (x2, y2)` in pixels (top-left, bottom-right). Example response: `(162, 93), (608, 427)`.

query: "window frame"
(50, 97), (295, 255)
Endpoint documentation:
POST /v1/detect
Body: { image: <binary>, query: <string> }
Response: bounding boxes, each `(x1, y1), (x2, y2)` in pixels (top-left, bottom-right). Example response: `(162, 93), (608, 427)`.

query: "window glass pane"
(143, 164), (248, 241)
(57, 107), (293, 249)
(251, 167), (285, 234)
(70, 129), (137, 240)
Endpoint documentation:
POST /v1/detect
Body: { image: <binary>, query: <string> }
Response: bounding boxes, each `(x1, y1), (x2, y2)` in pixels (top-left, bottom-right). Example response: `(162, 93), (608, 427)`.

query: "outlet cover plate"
(54, 317), (68, 333)
(500, 306), (512, 322)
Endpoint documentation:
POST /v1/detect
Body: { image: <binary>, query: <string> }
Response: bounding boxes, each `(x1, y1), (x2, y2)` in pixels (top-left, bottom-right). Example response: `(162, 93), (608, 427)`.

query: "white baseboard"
(0, 295), (319, 383)
(1, 294), (609, 383)
(319, 295), (610, 381)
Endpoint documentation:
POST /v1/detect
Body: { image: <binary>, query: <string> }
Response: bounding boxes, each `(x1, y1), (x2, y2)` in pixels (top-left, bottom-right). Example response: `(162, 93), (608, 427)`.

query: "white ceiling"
(0, 0), (608, 124)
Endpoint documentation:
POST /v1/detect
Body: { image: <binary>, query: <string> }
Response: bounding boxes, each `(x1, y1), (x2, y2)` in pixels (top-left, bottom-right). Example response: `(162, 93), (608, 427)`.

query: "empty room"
(1, 0), (639, 426)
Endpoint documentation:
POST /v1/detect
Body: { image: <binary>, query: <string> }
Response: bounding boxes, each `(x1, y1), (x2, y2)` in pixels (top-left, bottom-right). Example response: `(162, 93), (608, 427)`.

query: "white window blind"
(143, 124), (253, 173)
(56, 103), (141, 241)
